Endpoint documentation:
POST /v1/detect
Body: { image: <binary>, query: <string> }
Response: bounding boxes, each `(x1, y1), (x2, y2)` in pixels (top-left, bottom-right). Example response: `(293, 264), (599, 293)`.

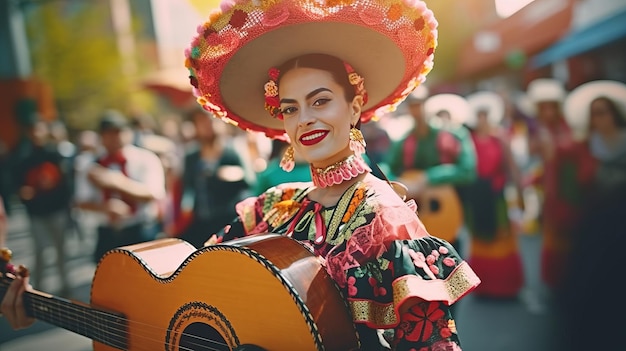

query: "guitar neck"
(0, 282), (128, 350)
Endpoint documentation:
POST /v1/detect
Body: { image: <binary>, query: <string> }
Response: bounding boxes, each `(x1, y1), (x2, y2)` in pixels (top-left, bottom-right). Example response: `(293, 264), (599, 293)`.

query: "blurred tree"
(425, 0), (497, 85)
(23, 0), (156, 130)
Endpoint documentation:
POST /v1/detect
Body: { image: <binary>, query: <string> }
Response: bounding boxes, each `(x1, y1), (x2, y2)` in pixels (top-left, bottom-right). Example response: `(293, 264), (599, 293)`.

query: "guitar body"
(398, 170), (464, 242)
(90, 234), (359, 351)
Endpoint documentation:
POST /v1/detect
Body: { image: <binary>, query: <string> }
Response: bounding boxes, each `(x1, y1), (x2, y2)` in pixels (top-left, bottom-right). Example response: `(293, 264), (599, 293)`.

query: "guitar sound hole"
(179, 322), (229, 351)
(429, 198), (441, 212)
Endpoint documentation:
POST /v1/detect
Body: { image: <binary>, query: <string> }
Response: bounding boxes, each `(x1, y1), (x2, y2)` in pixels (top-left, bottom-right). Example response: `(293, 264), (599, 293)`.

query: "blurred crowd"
(0, 77), (624, 350)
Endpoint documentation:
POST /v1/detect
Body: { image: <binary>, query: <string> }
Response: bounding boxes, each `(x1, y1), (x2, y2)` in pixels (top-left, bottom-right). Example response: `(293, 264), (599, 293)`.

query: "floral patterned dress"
(216, 175), (480, 350)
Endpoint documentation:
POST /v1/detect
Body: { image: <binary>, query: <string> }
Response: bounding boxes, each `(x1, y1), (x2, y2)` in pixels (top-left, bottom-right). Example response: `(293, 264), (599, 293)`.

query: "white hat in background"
(424, 93), (472, 126)
(465, 91), (505, 128)
(563, 80), (626, 140)
(404, 85), (431, 104)
(526, 78), (567, 105)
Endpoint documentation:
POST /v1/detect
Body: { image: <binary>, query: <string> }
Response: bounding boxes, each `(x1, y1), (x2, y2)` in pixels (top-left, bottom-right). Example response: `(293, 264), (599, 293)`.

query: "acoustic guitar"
(397, 170), (464, 242)
(0, 234), (359, 351)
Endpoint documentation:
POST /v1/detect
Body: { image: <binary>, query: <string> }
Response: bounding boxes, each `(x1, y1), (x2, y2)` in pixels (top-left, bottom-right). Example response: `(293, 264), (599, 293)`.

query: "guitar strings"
(3, 287), (235, 351)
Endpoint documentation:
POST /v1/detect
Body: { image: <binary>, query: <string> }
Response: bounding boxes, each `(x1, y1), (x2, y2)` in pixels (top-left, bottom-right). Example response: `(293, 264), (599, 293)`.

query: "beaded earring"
(349, 127), (366, 157)
(279, 145), (295, 172)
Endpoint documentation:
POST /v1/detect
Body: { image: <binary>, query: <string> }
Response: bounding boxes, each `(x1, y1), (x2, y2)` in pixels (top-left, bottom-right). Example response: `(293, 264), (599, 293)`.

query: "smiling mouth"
(299, 131), (329, 146)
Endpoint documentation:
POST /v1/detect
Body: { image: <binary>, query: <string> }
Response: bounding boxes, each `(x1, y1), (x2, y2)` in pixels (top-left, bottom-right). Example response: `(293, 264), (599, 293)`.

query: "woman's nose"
(298, 108), (316, 127)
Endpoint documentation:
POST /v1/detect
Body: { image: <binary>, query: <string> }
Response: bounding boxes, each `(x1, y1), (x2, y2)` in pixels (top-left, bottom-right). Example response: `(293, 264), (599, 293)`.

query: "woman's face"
(476, 110), (489, 130)
(279, 67), (361, 168)
(589, 98), (617, 134)
(536, 101), (561, 125)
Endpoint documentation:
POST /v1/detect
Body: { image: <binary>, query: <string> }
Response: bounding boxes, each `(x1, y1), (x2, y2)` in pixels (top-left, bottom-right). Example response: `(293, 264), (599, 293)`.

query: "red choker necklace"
(310, 155), (371, 188)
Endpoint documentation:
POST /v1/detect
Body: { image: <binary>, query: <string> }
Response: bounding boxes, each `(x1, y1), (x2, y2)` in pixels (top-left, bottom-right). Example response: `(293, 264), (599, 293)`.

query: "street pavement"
(0, 203), (560, 351)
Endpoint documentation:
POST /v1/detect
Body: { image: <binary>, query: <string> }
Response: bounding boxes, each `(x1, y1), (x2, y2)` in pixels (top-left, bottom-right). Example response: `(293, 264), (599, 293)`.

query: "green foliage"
(24, 1), (156, 130)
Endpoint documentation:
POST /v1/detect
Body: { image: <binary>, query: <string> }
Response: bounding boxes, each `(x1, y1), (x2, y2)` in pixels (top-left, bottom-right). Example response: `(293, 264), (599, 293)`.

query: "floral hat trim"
(186, 0), (438, 140)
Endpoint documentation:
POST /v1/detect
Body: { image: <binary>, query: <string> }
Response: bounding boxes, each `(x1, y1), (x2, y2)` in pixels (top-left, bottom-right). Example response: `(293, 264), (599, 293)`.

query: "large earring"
(349, 127), (366, 157)
(279, 145), (295, 172)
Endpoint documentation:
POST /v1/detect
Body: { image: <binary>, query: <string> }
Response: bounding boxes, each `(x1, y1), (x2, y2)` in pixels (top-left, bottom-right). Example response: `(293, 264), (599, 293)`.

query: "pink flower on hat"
(262, 6), (290, 27)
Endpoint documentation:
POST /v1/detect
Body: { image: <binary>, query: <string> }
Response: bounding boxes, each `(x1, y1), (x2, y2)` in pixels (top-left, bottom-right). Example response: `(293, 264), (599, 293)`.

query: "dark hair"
(276, 53), (356, 103)
(591, 96), (626, 129)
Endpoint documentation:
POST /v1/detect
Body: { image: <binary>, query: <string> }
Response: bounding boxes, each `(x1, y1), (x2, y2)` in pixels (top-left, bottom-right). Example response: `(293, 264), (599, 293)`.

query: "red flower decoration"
(347, 276), (358, 296)
(265, 95), (280, 109)
(368, 276), (387, 297)
(414, 17), (425, 31)
(229, 9), (248, 28)
(400, 302), (446, 342)
(439, 327), (452, 338)
(268, 67), (280, 80)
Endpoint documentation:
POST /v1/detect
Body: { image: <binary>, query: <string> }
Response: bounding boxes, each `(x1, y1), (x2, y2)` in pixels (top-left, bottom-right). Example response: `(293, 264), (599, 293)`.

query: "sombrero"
(465, 91), (505, 128)
(424, 93), (471, 126)
(185, 0), (438, 140)
(526, 78), (566, 106)
(563, 80), (626, 140)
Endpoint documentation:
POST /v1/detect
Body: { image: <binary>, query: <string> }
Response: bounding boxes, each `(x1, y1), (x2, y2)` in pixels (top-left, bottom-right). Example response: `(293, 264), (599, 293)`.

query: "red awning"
(456, 0), (574, 78)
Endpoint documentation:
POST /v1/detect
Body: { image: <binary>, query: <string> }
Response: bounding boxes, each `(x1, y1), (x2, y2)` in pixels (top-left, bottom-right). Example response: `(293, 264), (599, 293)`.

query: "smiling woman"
(3, 0), (480, 350)
(183, 0), (480, 349)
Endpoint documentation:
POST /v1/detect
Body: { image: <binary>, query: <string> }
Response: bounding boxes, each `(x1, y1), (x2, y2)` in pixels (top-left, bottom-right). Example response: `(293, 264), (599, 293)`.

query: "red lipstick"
(299, 130), (329, 146)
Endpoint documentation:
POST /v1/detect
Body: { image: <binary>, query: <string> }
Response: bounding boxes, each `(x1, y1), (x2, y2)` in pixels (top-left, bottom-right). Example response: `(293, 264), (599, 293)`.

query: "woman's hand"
(203, 234), (222, 246)
(1, 273), (35, 330)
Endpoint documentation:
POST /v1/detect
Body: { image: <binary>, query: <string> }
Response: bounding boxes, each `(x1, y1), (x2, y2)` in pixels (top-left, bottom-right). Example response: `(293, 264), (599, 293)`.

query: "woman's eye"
(281, 106), (297, 115)
(313, 98), (330, 106)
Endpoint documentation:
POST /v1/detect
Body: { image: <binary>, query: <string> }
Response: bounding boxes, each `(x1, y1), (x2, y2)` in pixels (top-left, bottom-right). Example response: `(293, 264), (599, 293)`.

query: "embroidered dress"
(539, 121), (596, 290)
(218, 177), (480, 350)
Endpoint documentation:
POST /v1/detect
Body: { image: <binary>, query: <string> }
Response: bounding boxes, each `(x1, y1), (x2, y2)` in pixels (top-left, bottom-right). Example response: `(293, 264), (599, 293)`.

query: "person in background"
(557, 81), (626, 351)
(177, 107), (251, 248)
(140, 133), (179, 237)
(128, 111), (156, 148)
(14, 118), (73, 296)
(384, 89), (477, 254)
(74, 110), (166, 262)
(526, 78), (596, 292)
(462, 91), (526, 299)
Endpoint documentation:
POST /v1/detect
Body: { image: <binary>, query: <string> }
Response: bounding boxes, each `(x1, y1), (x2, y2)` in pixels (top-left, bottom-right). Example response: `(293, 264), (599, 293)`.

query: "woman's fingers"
(1, 275), (35, 330)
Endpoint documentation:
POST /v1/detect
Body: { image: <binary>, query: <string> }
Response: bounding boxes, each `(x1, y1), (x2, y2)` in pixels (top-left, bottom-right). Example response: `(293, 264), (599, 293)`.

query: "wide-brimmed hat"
(424, 93), (471, 126)
(563, 80), (626, 140)
(185, 0), (438, 140)
(526, 78), (566, 106)
(465, 91), (505, 128)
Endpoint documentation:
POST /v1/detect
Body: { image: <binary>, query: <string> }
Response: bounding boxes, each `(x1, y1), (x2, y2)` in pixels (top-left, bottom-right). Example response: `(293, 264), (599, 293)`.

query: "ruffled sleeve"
(386, 238), (480, 305)
(344, 235), (480, 329)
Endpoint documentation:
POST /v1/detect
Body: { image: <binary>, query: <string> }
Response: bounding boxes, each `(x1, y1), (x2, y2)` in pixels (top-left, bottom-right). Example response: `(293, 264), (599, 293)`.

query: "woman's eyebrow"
(280, 87), (333, 104)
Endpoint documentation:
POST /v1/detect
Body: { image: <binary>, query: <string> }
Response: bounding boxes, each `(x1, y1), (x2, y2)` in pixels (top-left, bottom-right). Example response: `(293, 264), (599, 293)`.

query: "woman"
(557, 80), (626, 351)
(526, 78), (596, 291)
(463, 91), (525, 299)
(2, 1), (480, 350)
(563, 80), (626, 195)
